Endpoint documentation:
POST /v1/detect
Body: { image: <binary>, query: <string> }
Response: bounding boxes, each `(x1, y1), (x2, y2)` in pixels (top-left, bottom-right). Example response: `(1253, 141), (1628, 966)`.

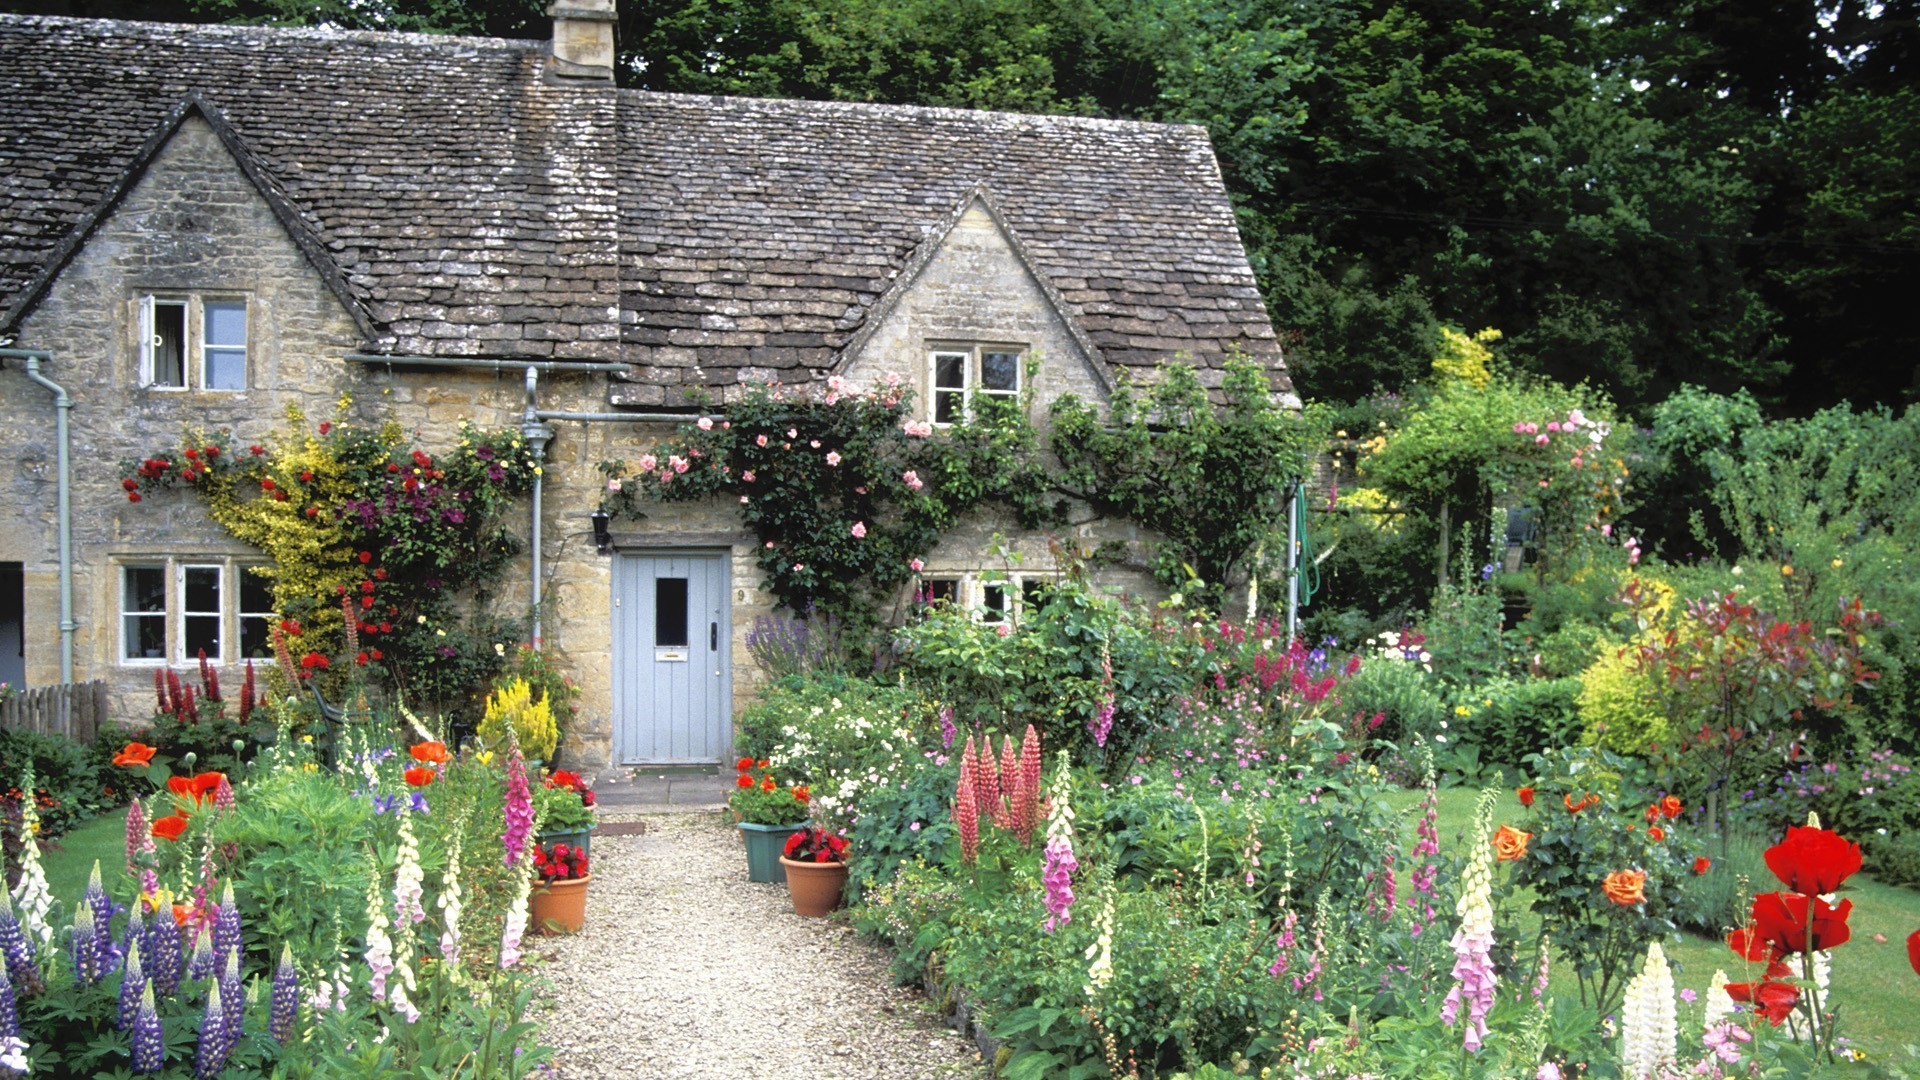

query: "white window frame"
(236, 565), (277, 664)
(176, 563), (225, 665)
(138, 294), (248, 392)
(926, 343), (1024, 426)
(120, 563), (169, 665)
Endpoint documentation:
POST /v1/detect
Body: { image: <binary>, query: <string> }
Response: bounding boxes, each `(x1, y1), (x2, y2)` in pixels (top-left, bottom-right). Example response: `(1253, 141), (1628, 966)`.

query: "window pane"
(239, 616), (271, 660)
(183, 615), (220, 661)
(150, 302), (185, 388)
(124, 566), (165, 614)
(922, 578), (959, 606)
(126, 615), (165, 660)
(204, 348), (245, 390)
(981, 352), (1020, 392)
(122, 565), (167, 660)
(239, 569), (273, 660)
(239, 570), (273, 614)
(981, 583), (1006, 622)
(1022, 579), (1052, 614)
(183, 567), (220, 613)
(934, 389), (963, 425)
(204, 302), (246, 346)
(933, 353), (966, 389)
(655, 577), (689, 647)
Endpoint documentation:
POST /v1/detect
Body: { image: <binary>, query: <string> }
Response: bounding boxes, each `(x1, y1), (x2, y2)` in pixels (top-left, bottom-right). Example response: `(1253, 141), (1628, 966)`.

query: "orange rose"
(1659, 795), (1682, 819)
(1516, 786), (1535, 807)
(404, 766), (436, 787)
(1564, 792), (1600, 813)
(410, 741), (450, 764)
(1603, 869), (1647, 906)
(1491, 825), (1532, 862)
(1648, 826), (1666, 842)
(113, 742), (157, 767)
(151, 815), (190, 842)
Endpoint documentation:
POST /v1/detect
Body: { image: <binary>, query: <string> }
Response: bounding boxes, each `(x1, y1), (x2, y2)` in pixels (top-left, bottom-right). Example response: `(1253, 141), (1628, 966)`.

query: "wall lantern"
(590, 507), (612, 554)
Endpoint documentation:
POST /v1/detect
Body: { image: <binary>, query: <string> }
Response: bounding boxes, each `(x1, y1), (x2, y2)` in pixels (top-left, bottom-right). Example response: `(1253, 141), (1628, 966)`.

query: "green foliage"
(732, 674), (923, 766)
(1452, 676), (1584, 772)
(530, 779), (593, 833)
(1050, 357), (1314, 609)
(1337, 659), (1445, 749)
(843, 758), (957, 902)
(1575, 645), (1667, 756)
(0, 728), (116, 840)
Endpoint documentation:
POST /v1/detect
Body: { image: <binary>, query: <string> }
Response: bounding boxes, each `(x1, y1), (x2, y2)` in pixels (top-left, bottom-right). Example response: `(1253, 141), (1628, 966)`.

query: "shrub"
(1340, 658), (1446, 747)
(1866, 831), (1920, 889)
(1576, 645), (1667, 755)
(494, 644), (578, 750)
(0, 727), (116, 840)
(733, 674), (921, 764)
(477, 678), (558, 761)
(1453, 676), (1583, 770)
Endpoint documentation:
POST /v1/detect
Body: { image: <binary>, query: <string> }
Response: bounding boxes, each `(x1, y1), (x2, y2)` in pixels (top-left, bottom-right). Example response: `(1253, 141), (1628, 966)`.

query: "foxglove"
(1440, 789), (1498, 1052)
(364, 869), (394, 1000)
(1041, 751), (1077, 932)
(11, 774), (55, 952)
(130, 982), (163, 1074)
(503, 747), (533, 867)
(1619, 941), (1677, 1079)
(437, 831), (465, 973)
(269, 944), (298, 1045)
(498, 869), (532, 969)
(1083, 890), (1114, 997)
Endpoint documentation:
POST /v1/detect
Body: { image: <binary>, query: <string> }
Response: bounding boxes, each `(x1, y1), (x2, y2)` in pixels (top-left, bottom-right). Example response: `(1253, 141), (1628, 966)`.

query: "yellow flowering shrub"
(479, 678), (558, 761)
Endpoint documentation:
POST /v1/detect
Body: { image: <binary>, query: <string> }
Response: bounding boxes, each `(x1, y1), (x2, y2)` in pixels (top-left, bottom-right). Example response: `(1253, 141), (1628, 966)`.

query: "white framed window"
(927, 344), (1023, 426)
(140, 295), (248, 391)
(120, 565), (168, 662)
(909, 571), (1056, 625)
(116, 559), (275, 666)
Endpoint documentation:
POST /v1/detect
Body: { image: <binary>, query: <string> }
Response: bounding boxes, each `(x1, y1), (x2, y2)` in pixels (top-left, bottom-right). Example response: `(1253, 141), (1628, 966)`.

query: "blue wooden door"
(612, 552), (731, 764)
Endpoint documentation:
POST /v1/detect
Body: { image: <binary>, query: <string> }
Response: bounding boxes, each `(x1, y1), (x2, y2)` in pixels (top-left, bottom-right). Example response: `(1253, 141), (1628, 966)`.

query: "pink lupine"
(1015, 725), (1042, 844)
(997, 734), (1019, 829)
(975, 738), (1000, 823)
(125, 801), (159, 899)
(953, 768), (980, 864)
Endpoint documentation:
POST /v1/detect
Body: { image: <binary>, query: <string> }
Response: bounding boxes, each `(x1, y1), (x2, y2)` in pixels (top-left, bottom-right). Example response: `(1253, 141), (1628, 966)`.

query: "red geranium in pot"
(779, 825), (849, 918)
(527, 840), (592, 934)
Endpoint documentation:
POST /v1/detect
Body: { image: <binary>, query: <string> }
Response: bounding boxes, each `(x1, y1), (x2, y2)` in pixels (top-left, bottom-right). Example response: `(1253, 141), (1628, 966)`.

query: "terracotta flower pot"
(528, 873), (591, 934)
(779, 856), (848, 917)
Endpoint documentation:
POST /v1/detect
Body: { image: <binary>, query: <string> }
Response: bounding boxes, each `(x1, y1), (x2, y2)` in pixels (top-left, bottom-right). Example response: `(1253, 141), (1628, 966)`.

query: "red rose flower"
(127, 492), (141, 503)
(121, 478), (137, 491)
(1517, 786), (1534, 807)
(355, 652), (369, 665)
(1659, 795), (1682, 819)
(358, 551), (372, 564)
(736, 774), (753, 789)
(736, 757), (753, 773)
(1764, 825), (1862, 896)
(1694, 856), (1711, 874)
(1647, 826), (1665, 842)
(318, 422), (331, 435)
(370, 648), (383, 661)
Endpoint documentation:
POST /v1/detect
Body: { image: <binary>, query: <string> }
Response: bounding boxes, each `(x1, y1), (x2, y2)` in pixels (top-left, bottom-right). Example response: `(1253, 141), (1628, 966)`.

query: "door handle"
(710, 622), (718, 651)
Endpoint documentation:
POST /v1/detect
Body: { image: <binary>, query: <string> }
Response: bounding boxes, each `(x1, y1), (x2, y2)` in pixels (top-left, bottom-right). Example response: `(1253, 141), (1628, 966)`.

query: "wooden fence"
(0, 681), (107, 743)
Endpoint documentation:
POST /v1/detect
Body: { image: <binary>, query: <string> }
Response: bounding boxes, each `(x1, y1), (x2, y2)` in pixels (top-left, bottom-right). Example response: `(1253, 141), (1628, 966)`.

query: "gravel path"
(528, 812), (987, 1080)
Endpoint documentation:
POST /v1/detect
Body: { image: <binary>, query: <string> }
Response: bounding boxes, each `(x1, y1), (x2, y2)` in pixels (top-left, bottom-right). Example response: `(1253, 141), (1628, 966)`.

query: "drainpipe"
(2, 348), (74, 682)
(520, 367), (555, 645)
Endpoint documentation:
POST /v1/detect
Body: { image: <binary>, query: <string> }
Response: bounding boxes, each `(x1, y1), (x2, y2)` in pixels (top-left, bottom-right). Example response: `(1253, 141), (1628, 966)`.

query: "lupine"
(217, 948), (244, 1060)
(131, 983), (163, 1074)
(186, 925), (214, 984)
(11, 776), (56, 951)
(212, 881), (241, 963)
(503, 746), (534, 867)
(953, 767), (980, 864)
(1619, 941), (1677, 1079)
(69, 902), (103, 988)
(125, 800), (153, 892)
(437, 830), (465, 972)
(1041, 751), (1077, 932)
(1015, 725), (1042, 844)
(1083, 889), (1114, 998)
(269, 944), (298, 1045)
(193, 981), (228, 1080)
(213, 775), (236, 814)
(118, 937), (144, 1030)
(0, 949), (20, 1070)
(973, 737), (999, 823)
(145, 907), (183, 998)
(0, 893), (42, 996)
(1701, 969), (1735, 1029)
(1440, 789), (1499, 1052)
(998, 734), (1019, 828)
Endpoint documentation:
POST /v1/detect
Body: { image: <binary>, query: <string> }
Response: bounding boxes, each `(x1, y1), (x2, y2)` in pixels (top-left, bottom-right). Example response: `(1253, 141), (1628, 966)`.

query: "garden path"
(529, 811), (986, 1079)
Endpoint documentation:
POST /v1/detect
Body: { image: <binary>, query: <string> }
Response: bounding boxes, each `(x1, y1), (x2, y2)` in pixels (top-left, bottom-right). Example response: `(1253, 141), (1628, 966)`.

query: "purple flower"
(437, 645), (458, 659)
(84, 864), (125, 974)
(0, 951), (19, 1043)
(269, 946), (299, 1045)
(0, 906), (42, 996)
(211, 886), (240, 969)
(185, 925), (214, 984)
(939, 707), (956, 750)
(118, 940), (145, 1030)
(503, 750), (534, 866)
(69, 905), (103, 988)
(193, 982), (228, 1079)
(487, 464), (506, 482)
(1041, 837), (1078, 932)
(475, 445), (495, 460)
(144, 911), (183, 999)
(131, 983), (163, 1074)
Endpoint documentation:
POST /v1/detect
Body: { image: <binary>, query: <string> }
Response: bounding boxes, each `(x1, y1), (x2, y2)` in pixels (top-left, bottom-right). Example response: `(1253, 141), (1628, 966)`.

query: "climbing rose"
(850, 521), (866, 539)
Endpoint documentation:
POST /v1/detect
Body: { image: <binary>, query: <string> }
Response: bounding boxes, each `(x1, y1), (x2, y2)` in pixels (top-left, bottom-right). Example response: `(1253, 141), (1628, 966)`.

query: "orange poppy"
(403, 766), (436, 787)
(190, 772), (226, 801)
(1602, 869), (1647, 906)
(1491, 825), (1532, 862)
(410, 741), (450, 764)
(113, 742), (157, 767)
(151, 815), (190, 841)
(171, 903), (191, 927)
(166, 775), (195, 799)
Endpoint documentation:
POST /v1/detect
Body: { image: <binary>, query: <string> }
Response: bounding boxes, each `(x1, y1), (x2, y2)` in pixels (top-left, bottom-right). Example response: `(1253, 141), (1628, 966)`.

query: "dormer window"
(929, 344), (1022, 425)
(140, 295), (248, 391)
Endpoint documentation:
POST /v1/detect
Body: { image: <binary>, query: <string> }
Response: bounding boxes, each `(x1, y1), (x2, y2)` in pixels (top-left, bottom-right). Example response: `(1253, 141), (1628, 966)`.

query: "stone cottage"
(0, 7), (1290, 766)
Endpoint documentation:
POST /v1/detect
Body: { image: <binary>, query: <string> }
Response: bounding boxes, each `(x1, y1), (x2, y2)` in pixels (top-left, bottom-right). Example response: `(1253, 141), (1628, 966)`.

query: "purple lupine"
(269, 945), (298, 1045)
(185, 925), (214, 984)
(144, 909), (183, 998)
(131, 983), (163, 1074)
(69, 902), (103, 988)
(117, 938), (145, 1030)
(0, 902), (43, 996)
(211, 883), (240, 965)
(0, 951), (18, 1045)
(216, 949), (243, 1063)
(192, 981), (228, 1080)
(84, 862), (124, 974)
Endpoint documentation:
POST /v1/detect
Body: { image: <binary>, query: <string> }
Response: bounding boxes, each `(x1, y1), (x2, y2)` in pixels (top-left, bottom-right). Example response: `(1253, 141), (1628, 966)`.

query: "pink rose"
(638, 454), (657, 472)
(903, 470), (923, 490)
(756, 434), (768, 447)
(1534, 434), (1550, 446)
(995, 622), (1012, 637)
(826, 451), (841, 466)
(741, 470), (755, 482)
(697, 416), (714, 431)
(850, 521), (867, 539)
(910, 558), (925, 573)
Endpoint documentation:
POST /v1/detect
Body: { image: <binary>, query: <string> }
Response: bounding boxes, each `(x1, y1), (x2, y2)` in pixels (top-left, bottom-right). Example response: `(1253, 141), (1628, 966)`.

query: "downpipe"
(1, 348), (74, 682)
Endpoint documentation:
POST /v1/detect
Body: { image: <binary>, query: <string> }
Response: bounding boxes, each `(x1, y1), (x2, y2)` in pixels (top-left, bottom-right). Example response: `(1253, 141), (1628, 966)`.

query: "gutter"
(0, 348), (75, 682)
(344, 353), (631, 375)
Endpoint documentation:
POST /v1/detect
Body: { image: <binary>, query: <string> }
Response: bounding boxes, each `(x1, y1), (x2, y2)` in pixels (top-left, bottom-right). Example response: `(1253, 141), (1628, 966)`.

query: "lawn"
(1380, 785), (1920, 1067)
(36, 809), (134, 904)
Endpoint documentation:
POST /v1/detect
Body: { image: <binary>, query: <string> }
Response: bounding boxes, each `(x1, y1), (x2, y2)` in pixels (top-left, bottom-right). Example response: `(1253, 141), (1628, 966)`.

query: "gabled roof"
(0, 13), (1286, 395)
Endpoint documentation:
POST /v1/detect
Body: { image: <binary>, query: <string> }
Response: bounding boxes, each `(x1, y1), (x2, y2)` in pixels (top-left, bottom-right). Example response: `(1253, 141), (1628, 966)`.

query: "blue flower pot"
(738, 821), (806, 883)
(538, 828), (591, 858)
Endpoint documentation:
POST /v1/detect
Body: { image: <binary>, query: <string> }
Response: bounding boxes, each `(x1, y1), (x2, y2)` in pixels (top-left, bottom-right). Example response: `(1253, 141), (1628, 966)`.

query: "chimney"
(547, 0), (616, 83)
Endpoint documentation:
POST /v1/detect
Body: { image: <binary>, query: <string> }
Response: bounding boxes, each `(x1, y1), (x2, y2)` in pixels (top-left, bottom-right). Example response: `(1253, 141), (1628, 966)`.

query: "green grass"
(34, 811), (137, 911)
(1379, 784), (1920, 1066)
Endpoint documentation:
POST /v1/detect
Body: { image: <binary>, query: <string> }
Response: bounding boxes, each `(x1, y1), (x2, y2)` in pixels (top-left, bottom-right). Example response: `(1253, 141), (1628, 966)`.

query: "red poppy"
(736, 774), (754, 789)
(1727, 924), (1780, 963)
(1908, 928), (1920, 978)
(191, 771), (226, 798)
(1694, 856), (1712, 875)
(151, 815), (190, 841)
(1747, 891), (1853, 954)
(1659, 795), (1682, 819)
(166, 775), (195, 799)
(410, 742), (450, 764)
(1725, 976), (1800, 1025)
(113, 742), (157, 767)
(1517, 786), (1534, 807)
(404, 766), (436, 787)
(736, 757), (754, 773)
(1764, 825), (1862, 896)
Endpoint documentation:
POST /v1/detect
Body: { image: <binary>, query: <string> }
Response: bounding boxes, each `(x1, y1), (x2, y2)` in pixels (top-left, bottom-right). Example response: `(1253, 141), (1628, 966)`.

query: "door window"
(655, 577), (689, 647)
